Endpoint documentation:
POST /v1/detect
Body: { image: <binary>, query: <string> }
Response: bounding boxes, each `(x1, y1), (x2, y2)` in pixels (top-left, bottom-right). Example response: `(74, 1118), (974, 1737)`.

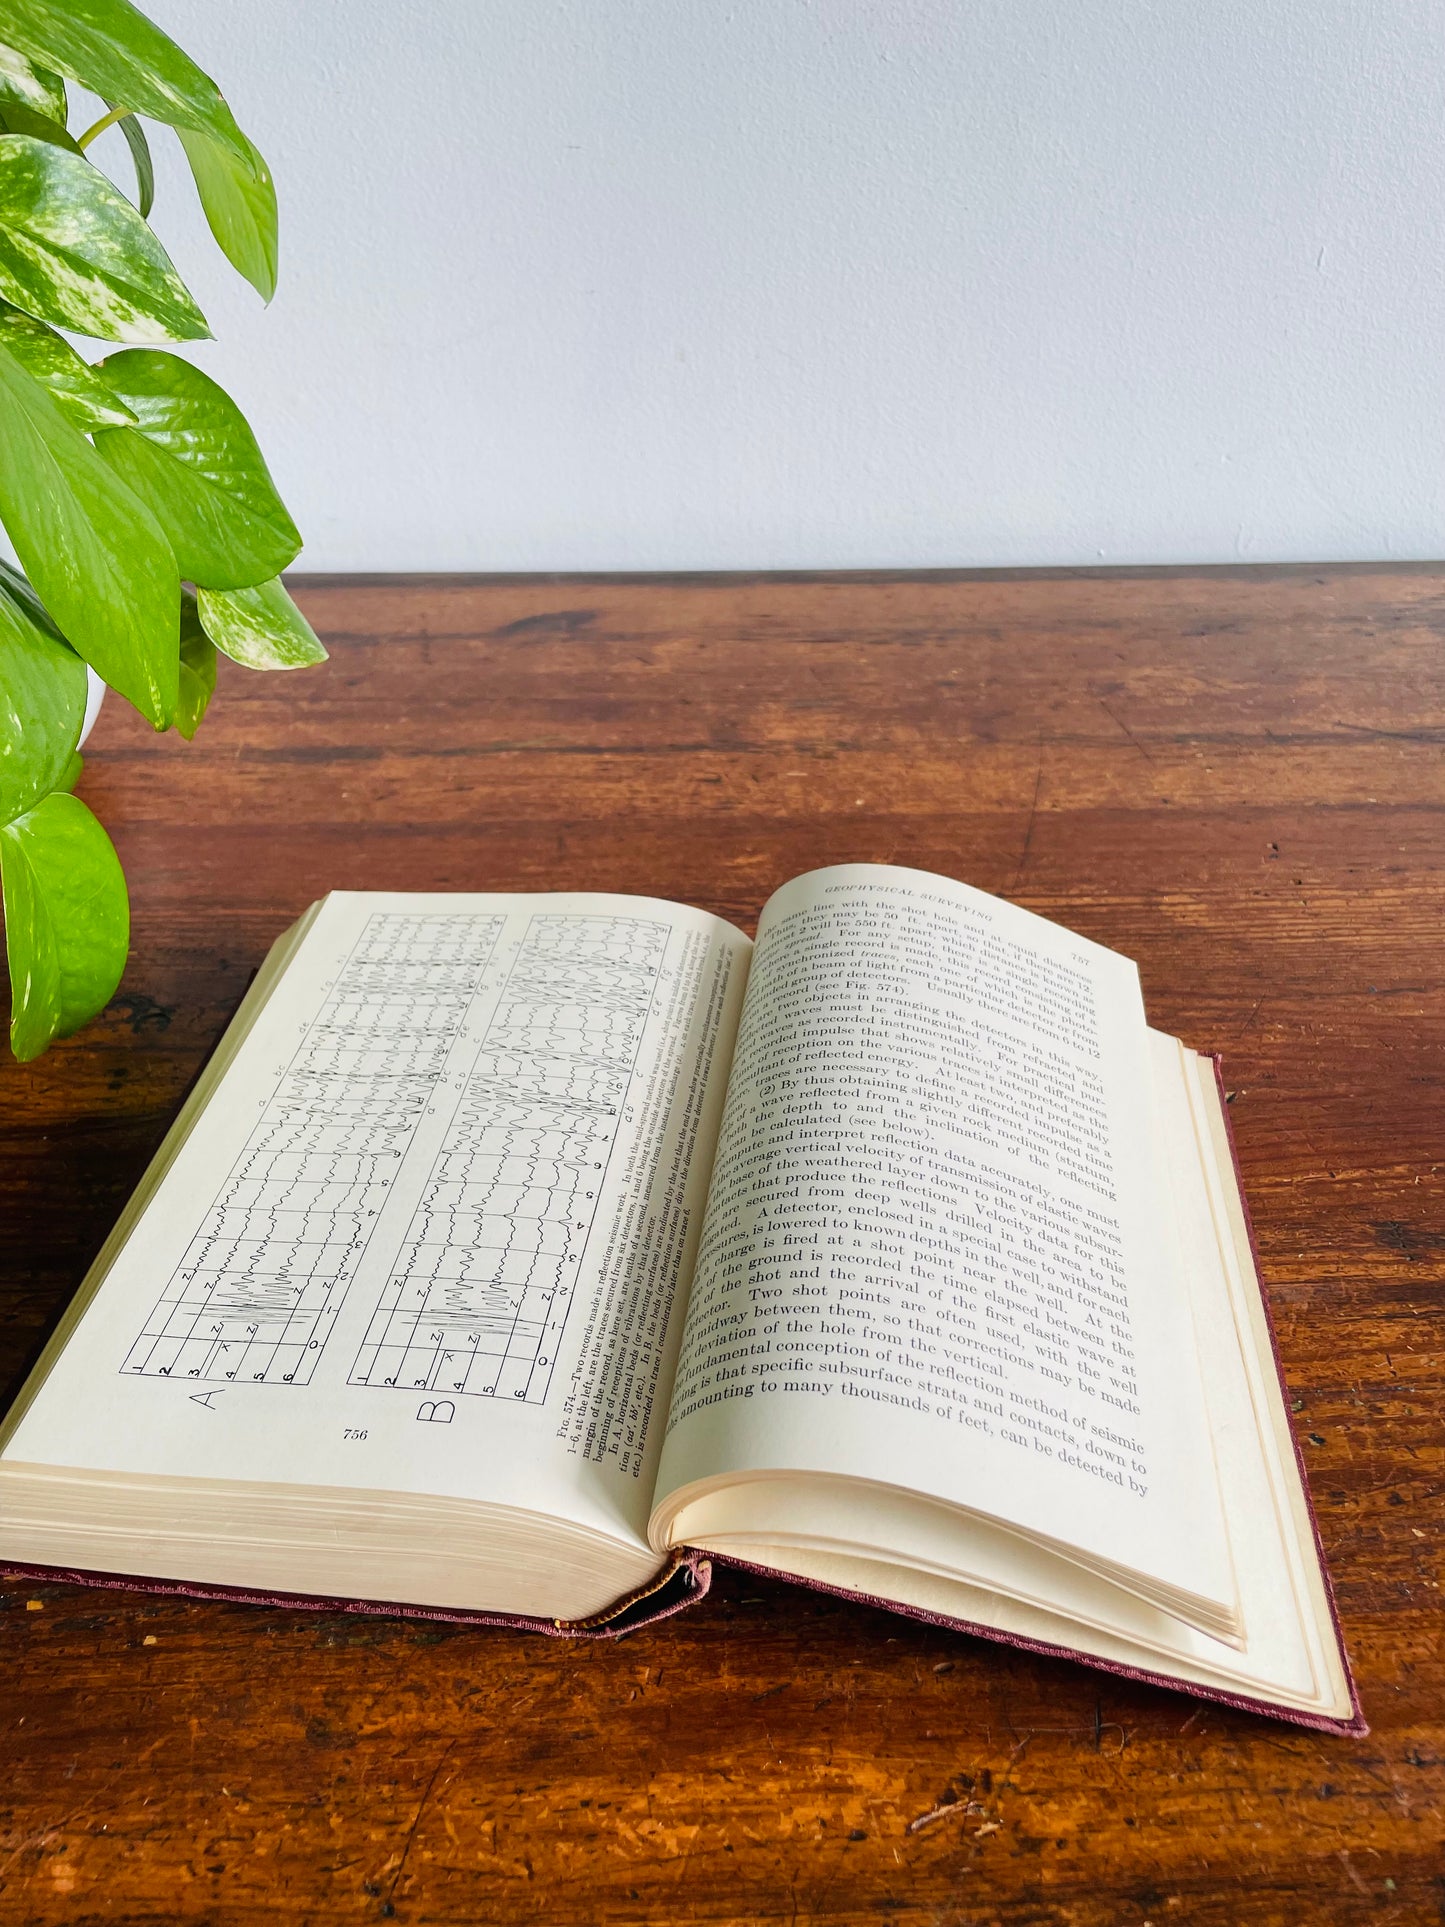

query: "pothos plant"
(0, 0), (325, 1061)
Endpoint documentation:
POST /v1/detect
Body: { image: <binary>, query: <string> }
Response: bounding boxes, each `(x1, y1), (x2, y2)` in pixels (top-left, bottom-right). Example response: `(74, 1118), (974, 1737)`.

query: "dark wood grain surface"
(2, 567), (1441, 1925)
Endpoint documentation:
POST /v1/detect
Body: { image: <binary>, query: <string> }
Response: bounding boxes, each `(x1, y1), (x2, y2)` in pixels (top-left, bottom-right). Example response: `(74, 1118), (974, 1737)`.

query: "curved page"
(2, 891), (749, 1568)
(651, 864), (1234, 1621)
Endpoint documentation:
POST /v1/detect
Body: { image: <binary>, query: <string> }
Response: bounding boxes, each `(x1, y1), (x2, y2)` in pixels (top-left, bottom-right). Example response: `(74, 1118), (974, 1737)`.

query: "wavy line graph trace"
(349, 913), (668, 1404)
(120, 913), (505, 1387)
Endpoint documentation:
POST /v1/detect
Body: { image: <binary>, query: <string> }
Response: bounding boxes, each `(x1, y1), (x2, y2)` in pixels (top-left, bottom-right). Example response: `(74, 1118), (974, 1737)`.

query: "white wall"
(129, 0), (1445, 571)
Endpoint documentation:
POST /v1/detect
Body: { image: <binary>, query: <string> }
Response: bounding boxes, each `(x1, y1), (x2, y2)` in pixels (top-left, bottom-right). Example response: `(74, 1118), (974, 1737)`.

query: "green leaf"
(92, 350), (300, 588)
(0, 788), (127, 1059)
(0, 565), (86, 823)
(197, 578), (326, 671)
(0, 0), (251, 170)
(57, 748), (82, 791)
(0, 44), (66, 122)
(0, 337), (178, 725)
(0, 299), (137, 428)
(0, 135), (209, 343)
(0, 100), (81, 150)
(106, 100), (153, 218)
(178, 126), (276, 302)
(0, 554), (64, 636)
(176, 590), (216, 738)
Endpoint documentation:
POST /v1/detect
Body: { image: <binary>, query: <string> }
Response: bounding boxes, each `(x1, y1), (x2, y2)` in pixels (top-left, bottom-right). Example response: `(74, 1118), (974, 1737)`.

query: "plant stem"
(76, 105), (130, 150)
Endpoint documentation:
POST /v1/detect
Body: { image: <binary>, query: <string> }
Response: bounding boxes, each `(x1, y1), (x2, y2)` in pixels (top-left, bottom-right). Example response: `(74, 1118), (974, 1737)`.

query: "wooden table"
(2, 568), (1441, 1924)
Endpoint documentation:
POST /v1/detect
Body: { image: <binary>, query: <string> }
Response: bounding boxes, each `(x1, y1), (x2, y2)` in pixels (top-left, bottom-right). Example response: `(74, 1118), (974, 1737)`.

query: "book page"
(651, 864), (1234, 1612)
(663, 1035), (1354, 1719)
(2, 891), (749, 1557)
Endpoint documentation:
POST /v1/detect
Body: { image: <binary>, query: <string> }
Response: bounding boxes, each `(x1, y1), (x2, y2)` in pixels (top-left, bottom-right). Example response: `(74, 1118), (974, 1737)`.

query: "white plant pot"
(77, 667), (105, 750)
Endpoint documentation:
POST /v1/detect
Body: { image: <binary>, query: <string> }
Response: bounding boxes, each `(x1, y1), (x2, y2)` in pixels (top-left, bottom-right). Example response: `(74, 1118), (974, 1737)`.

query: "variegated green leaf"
(0, 135), (209, 342)
(104, 99), (153, 217)
(0, 44), (66, 122)
(0, 336), (178, 725)
(0, 299), (137, 428)
(176, 589), (216, 738)
(0, 562), (86, 823)
(0, 787), (128, 1059)
(0, 100), (80, 150)
(0, 553), (62, 634)
(197, 578), (326, 671)
(178, 126), (276, 302)
(93, 350), (300, 588)
(0, 0), (251, 169)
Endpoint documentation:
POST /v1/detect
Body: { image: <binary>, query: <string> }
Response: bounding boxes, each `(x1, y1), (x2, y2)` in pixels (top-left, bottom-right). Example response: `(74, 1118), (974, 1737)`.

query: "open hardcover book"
(0, 865), (1361, 1731)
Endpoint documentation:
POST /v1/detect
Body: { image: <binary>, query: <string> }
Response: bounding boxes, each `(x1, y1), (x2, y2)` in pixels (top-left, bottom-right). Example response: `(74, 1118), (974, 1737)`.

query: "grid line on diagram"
(348, 913), (669, 1405)
(119, 913), (506, 1387)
